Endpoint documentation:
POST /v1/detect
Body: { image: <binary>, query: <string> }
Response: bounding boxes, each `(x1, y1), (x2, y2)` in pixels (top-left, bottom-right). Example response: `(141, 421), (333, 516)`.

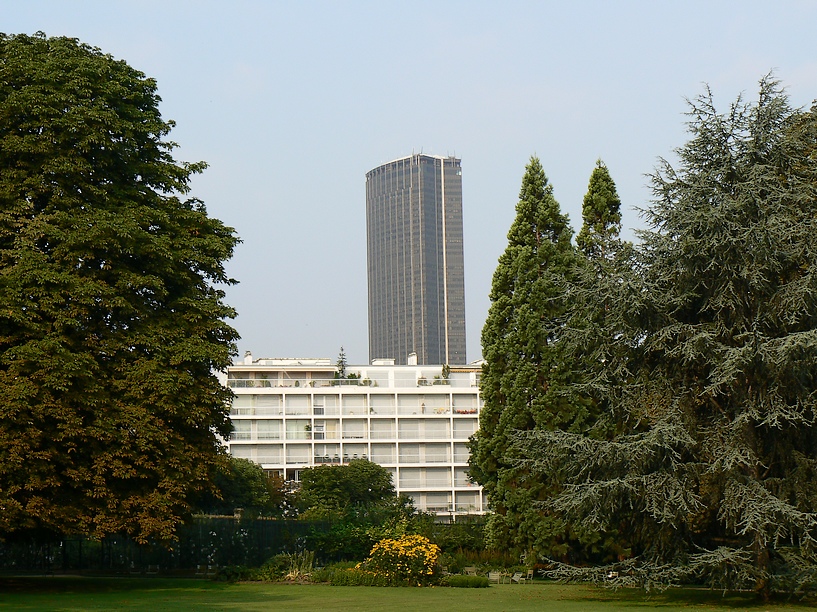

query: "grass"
(0, 577), (815, 611)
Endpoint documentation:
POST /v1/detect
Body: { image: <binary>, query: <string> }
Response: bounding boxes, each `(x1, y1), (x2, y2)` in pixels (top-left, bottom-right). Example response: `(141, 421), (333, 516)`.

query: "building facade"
(366, 154), (467, 365)
(224, 354), (485, 518)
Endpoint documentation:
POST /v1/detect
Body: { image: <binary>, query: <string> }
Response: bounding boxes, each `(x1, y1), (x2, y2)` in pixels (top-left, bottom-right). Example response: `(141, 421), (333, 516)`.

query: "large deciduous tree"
(0, 33), (239, 542)
(297, 459), (415, 559)
(297, 459), (399, 518)
(520, 77), (817, 599)
(193, 457), (292, 518)
(469, 156), (586, 556)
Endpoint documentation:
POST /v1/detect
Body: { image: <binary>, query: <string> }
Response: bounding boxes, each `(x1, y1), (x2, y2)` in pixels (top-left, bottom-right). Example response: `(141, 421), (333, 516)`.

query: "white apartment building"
(224, 354), (485, 518)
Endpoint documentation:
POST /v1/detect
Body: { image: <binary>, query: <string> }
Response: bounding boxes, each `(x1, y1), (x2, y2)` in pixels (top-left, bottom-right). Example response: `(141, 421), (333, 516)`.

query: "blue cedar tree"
(520, 78), (817, 599)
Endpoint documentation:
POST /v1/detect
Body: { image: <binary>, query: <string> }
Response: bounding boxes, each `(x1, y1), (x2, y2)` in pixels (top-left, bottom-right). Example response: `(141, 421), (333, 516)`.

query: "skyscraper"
(366, 154), (467, 365)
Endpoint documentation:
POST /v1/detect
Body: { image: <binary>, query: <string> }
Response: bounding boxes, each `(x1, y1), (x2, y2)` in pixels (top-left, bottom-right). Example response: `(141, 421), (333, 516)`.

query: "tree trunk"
(754, 535), (771, 603)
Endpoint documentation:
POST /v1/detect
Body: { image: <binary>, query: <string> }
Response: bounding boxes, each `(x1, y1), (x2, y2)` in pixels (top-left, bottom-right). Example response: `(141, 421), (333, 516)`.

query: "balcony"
(399, 479), (452, 488)
(398, 455), (451, 464)
(227, 377), (479, 392)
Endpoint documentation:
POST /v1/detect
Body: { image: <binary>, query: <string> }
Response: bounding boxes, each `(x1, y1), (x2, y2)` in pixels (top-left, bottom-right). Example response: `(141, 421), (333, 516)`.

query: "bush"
(311, 561), (357, 583)
(363, 534), (441, 586)
(330, 567), (393, 587)
(442, 575), (490, 588)
(216, 550), (315, 583)
(214, 565), (259, 582)
(254, 553), (290, 581)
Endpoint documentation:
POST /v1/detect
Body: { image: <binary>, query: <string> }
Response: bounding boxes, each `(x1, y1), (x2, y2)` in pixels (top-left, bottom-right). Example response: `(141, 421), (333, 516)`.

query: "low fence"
(0, 518), (329, 574)
(0, 517), (485, 574)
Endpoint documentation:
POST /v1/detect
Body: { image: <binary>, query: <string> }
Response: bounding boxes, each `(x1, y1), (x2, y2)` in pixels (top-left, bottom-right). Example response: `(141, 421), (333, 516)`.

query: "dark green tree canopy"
(520, 77), (817, 599)
(0, 33), (239, 542)
(193, 458), (291, 518)
(576, 159), (622, 261)
(470, 156), (587, 556)
(297, 459), (397, 518)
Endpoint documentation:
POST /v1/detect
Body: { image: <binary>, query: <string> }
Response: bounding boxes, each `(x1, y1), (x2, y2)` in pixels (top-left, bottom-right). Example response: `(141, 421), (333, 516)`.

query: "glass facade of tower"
(366, 154), (467, 365)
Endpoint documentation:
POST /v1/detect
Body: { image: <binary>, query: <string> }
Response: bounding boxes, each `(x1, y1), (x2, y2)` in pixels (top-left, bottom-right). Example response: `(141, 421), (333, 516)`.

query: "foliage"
(297, 459), (421, 562)
(575, 160), (623, 261)
(442, 574), (490, 588)
(304, 507), (414, 562)
(259, 550), (314, 582)
(214, 550), (315, 583)
(304, 509), (476, 564)
(418, 516), (486, 553)
(330, 567), (395, 586)
(546, 158), (633, 564)
(193, 458), (292, 517)
(469, 156), (594, 558)
(443, 547), (519, 573)
(310, 561), (358, 583)
(335, 346), (347, 378)
(362, 534), (441, 586)
(297, 459), (399, 517)
(518, 76), (817, 599)
(281, 549), (314, 581)
(0, 33), (239, 542)
(214, 565), (259, 583)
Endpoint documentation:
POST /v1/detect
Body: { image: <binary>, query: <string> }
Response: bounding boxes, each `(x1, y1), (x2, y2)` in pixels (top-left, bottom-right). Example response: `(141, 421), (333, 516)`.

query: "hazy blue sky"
(5, 1), (817, 365)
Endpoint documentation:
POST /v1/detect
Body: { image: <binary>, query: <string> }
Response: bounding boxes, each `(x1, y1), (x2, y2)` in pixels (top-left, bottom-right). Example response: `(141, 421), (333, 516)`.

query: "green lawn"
(0, 577), (814, 611)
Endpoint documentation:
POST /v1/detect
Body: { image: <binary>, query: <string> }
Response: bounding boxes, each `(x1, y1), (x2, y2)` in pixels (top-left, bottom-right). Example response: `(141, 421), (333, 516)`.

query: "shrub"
(311, 561), (357, 583)
(255, 553), (290, 581)
(330, 567), (392, 587)
(442, 575), (490, 588)
(363, 534), (441, 586)
(214, 565), (259, 582)
(216, 550), (316, 583)
(283, 550), (314, 581)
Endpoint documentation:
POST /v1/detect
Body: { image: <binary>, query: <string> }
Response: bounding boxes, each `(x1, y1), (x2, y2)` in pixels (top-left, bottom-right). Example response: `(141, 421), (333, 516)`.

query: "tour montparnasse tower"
(366, 153), (466, 366)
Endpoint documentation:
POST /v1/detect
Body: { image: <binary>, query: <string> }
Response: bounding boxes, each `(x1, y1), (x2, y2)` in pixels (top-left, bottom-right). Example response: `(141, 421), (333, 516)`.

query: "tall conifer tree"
(576, 160), (622, 261)
(470, 156), (582, 555)
(567, 160), (630, 426)
(519, 78), (817, 599)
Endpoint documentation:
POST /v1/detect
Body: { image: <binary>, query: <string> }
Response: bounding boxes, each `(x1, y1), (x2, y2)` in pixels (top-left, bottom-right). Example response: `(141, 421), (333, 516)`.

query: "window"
(256, 420), (281, 440)
(231, 421), (251, 440)
(453, 419), (477, 438)
(256, 394), (282, 415)
(286, 445), (310, 465)
(285, 395), (310, 415)
(231, 395), (253, 415)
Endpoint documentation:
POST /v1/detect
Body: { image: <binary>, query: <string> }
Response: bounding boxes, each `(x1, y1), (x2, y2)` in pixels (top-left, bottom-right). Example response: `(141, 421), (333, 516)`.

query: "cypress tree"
(470, 156), (584, 556)
(576, 160), (623, 262)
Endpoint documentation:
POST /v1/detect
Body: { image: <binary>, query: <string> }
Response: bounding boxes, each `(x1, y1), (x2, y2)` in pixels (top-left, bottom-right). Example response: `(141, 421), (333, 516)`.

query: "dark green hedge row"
(442, 575), (490, 588)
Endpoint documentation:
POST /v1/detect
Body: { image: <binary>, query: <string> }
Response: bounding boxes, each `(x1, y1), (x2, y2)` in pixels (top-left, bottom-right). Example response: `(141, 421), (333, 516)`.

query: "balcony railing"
(398, 431), (451, 440)
(231, 405), (477, 417)
(398, 455), (451, 464)
(399, 479), (452, 488)
(369, 431), (396, 439)
(227, 377), (478, 389)
(454, 478), (477, 487)
(256, 455), (282, 464)
(369, 454), (395, 463)
(454, 503), (481, 513)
